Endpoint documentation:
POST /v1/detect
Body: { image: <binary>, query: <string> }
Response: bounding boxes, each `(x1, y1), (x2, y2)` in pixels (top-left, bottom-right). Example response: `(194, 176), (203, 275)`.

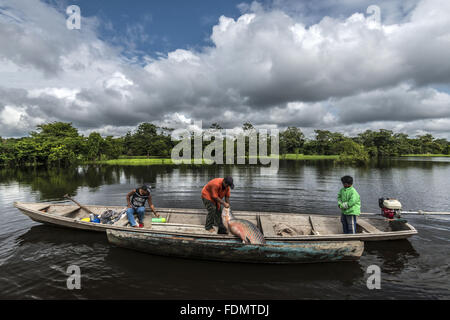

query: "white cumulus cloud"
(0, 0), (449, 139)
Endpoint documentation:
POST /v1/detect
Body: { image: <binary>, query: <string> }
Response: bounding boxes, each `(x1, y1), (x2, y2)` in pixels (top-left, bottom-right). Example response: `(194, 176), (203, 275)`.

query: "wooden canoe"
(14, 201), (418, 242)
(106, 229), (364, 264)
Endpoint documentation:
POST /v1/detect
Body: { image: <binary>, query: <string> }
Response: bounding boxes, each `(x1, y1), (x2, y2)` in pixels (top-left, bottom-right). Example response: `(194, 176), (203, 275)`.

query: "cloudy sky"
(0, 0), (449, 138)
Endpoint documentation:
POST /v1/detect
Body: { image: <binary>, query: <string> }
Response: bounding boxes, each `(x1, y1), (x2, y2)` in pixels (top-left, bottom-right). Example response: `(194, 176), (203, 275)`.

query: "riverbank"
(281, 154), (339, 160)
(400, 154), (450, 157)
(85, 154), (339, 165)
(3, 153), (449, 167)
(83, 153), (450, 165)
(87, 158), (174, 165)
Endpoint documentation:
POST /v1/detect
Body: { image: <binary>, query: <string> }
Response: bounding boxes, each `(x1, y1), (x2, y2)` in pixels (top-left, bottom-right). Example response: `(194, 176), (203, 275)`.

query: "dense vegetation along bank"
(1, 122), (449, 167)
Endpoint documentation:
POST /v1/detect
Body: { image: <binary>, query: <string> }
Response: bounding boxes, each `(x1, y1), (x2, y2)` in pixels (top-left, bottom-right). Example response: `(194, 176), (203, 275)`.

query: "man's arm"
(148, 194), (160, 217)
(126, 190), (135, 208)
(223, 185), (231, 208)
(214, 197), (229, 208)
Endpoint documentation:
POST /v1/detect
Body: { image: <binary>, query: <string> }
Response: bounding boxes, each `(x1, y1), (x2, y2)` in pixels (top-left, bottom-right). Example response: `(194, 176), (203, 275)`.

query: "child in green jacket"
(338, 175), (361, 234)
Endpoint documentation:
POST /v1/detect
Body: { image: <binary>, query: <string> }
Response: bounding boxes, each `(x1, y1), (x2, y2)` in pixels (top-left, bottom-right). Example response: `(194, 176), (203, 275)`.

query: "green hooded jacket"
(337, 186), (361, 215)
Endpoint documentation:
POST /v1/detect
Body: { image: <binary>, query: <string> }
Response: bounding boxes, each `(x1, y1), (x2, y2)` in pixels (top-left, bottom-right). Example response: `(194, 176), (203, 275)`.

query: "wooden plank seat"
(357, 219), (383, 233)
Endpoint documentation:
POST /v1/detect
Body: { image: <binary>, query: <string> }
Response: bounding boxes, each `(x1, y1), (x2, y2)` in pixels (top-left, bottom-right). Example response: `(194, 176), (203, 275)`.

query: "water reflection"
(0, 166), (122, 199)
(17, 224), (106, 246)
(2, 158), (450, 214)
(364, 240), (419, 274)
(11, 224), (366, 299)
(1, 158), (449, 200)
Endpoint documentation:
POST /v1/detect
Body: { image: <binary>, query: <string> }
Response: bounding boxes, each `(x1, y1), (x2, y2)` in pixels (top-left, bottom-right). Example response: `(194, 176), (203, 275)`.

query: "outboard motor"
(378, 198), (402, 219)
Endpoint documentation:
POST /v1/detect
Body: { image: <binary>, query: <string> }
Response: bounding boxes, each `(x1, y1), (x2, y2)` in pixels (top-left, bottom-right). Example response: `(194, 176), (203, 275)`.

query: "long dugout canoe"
(14, 202), (418, 241)
(106, 229), (364, 264)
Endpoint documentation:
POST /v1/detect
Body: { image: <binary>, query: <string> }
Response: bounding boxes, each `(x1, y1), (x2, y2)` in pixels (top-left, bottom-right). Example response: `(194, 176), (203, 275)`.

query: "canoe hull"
(107, 229), (364, 264)
(14, 202), (418, 241)
(17, 205), (112, 232)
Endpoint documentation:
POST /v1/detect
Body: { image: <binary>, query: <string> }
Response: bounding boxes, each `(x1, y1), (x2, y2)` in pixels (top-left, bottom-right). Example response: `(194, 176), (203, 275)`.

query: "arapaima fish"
(221, 207), (266, 244)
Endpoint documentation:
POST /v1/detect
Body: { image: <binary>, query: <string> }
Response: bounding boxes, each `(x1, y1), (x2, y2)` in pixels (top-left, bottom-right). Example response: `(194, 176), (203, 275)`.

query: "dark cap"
(141, 183), (152, 194)
(224, 176), (234, 189)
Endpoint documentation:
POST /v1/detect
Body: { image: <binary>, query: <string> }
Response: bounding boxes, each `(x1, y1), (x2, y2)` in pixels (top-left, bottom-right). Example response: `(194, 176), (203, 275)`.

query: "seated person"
(126, 184), (159, 228)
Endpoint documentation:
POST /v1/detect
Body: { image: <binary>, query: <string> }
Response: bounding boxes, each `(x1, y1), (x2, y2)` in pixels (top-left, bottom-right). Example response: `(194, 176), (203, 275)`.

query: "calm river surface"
(0, 158), (449, 299)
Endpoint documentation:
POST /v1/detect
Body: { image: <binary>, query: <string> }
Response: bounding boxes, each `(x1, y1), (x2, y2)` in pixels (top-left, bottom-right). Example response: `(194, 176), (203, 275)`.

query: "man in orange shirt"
(201, 176), (234, 234)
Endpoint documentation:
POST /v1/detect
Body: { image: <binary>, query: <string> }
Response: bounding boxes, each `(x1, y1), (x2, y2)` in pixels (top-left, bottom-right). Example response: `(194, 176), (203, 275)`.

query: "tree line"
(280, 127), (449, 164)
(0, 122), (173, 167)
(0, 122), (449, 167)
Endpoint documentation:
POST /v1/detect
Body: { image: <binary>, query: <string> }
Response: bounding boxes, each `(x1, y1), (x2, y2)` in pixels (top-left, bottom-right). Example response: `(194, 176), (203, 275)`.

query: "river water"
(0, 158), (449, 299)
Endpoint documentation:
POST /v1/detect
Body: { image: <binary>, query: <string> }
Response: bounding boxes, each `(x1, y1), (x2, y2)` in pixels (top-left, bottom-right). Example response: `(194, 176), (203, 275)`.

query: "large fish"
(221, 207), (266, 244)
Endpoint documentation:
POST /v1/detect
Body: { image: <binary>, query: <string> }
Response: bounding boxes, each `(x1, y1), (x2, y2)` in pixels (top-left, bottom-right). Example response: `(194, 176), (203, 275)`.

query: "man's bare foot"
(206, 228), (215, 233)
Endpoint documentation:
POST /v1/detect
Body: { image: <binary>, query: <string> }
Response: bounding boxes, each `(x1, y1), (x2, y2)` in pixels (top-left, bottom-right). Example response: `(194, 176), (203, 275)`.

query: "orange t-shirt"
(201, 178), (231, 207)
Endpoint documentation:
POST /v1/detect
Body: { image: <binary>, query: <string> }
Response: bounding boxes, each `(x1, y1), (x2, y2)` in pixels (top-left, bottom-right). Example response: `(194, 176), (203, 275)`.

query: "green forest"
(0, 121), (449, 167)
